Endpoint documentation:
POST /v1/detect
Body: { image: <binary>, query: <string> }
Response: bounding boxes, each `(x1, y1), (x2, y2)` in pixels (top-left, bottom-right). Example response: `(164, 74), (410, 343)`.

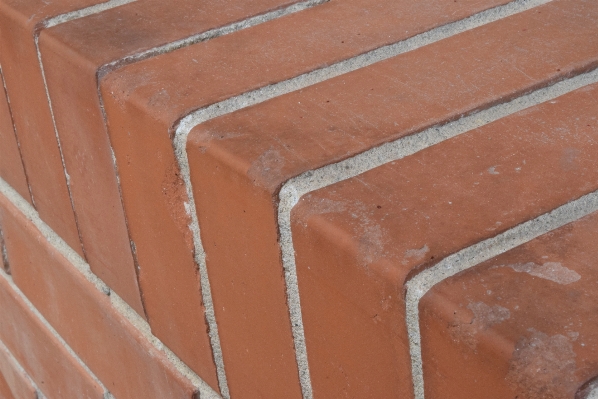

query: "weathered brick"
(183, 0), (598, 396)
(0, 271), (104, 398)
(290, 81), (598, 397)
(0, 192), (200, 399)
(100, 0), (517, 395)
(420, 210), (598, 398)
(0, 340), (38, 399)
(0, 0), (115, 255)
(0, 69), (29, 204)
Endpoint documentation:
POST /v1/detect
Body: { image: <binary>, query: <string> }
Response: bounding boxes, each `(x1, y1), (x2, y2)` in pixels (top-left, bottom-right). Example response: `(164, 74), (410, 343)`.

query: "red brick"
(420, 211), (598, 398)
(290, 81), (598, 397)
(0, 273), (104, 398)
(100, 0), (515, 395)
(0, 341), (38, 399)
(0, 69), (29, 204)
(0, 372), (14, 399)
(35, 0), (306, 384)
(0, 0), (113, 255)
(0, 193), (200, 399)
(184, 0), (598, 395)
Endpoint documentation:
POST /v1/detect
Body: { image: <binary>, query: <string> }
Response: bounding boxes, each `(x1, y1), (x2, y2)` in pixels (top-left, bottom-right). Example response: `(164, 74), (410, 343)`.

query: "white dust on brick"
(0, 268), (110, 397)
(173, 0), (555, 397)
(278, 67), (598, 399)
(34, 0), (136, 260)
(406, 189), (598, 399)
(0, 178), (221, 399)
(0, 337), (47, 398)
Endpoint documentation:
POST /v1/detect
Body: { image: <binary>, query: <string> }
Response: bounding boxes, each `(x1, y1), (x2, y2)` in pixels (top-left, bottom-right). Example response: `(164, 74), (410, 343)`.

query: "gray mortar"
(175, 0), (557, 397)
(0, 334), (46, 398)
(0, 268), (111, 397)
(406, 190), (598, 399)
(0, 178), (221, 399)
(42, 0), (136, 29)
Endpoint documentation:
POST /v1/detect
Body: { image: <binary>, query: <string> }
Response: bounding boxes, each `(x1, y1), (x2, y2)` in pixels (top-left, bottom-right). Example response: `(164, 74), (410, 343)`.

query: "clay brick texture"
(0, 0), (598, 397)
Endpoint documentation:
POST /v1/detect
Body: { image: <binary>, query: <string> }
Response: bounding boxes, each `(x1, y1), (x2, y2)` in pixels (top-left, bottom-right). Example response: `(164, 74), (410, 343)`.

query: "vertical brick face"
(290, 82), (598, 397)
(0, 193), (200, 399)
(0, 70), (29, 204)
(419, 211), (598, 398)
(0, 0), (108, 255)
(184, 0), (598, 395)
(100, 0), (516, 395)
(0, 273), (104, 398)
(0, 341), (38, 399)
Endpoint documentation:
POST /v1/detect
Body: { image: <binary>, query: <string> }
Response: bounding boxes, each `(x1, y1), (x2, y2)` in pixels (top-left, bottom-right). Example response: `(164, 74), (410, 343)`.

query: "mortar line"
(405, 189), (598, 399)
(0, 177), (221, 399)
(0, 332), (46, 398)
(277, 67), (598, 399)
(32, 0), (137, 262)
(0, 268), (111, 398)
(173, 0), (553, 397)
(92, 2), (330, 395)
(0, 65), (34, 207)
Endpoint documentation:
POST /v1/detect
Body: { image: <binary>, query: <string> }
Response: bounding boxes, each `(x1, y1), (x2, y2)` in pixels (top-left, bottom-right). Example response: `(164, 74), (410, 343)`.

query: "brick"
(0, 273), (104, 398)
(0, 341), (38, 399)
(0, 0), (120, 256)
(0, 69), (30, 204)
(0, 372), (14, 399)
(35, 0), (307, 384)
(0, 192), (200, 399)
(290, 81), (598, 397)
(420, 211), (598, 398)
(100, 0), (517, 395)
(182, 0), (598, 395)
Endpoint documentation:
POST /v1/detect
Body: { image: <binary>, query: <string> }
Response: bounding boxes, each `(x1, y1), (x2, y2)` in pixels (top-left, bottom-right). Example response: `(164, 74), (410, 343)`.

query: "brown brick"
(0, 0), (115, 255)
(100, 0), (515, 395)
(290, 81), (598, 397)
(0, 341), (38, 399)
(0, 192), (200, 399)
(0, 272), (104, 398)
(183, 0), (598, 396)
(0, 372), (14, 399)
(0, 69), (29, 204)
(420, 210), (598, 398)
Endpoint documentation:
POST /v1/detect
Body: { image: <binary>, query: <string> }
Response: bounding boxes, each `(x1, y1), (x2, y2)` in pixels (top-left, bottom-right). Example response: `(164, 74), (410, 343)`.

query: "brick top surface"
(0, 0), (105, 26)
(101, 0), (510, 127)
(188, 0), (598, 192)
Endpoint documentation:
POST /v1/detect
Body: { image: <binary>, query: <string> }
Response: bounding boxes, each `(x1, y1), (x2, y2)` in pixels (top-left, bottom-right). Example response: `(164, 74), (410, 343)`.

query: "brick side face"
(0, 0), (598, 397)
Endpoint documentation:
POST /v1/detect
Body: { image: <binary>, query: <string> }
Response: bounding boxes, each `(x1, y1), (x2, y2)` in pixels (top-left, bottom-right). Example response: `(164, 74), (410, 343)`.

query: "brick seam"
(0, 332), (46, 398)
(92, 3), (331, 395)
(32, 0), (137, 261)
(0, 178), (221, 399)
(0, 65), (34, 207)
(405, 190), (598, 399)
(173, 0), (553, 397)
(0, 268), (110, 398)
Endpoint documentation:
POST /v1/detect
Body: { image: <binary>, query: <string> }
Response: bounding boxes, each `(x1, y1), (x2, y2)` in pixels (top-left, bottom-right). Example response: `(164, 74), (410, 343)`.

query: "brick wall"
(0, 0), (597, 397)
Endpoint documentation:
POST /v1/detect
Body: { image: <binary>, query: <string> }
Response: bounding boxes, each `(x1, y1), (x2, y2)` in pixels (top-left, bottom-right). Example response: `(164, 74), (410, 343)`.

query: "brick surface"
(420, 211), (598, 398)
(0, 372), (14, 399)
(182, 0), (598, 396)
(0, 0), (114, 255)
(0, 341), (38, 399)
(0, 192), (200, 399)
(100, 0), (515, 395)
(290, 82), (598, 397)
(0, 69), (29, 204)
(37, 0), (305, 332)
(0, 272), (104, 398)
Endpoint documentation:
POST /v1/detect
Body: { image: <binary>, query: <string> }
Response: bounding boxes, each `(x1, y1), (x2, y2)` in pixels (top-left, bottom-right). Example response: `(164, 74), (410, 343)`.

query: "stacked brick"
(0, 0), (596, 397)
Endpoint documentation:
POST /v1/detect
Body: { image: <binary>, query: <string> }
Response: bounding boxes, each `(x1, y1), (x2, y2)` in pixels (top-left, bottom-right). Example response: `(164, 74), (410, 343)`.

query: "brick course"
(0, 0), (598, 397)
